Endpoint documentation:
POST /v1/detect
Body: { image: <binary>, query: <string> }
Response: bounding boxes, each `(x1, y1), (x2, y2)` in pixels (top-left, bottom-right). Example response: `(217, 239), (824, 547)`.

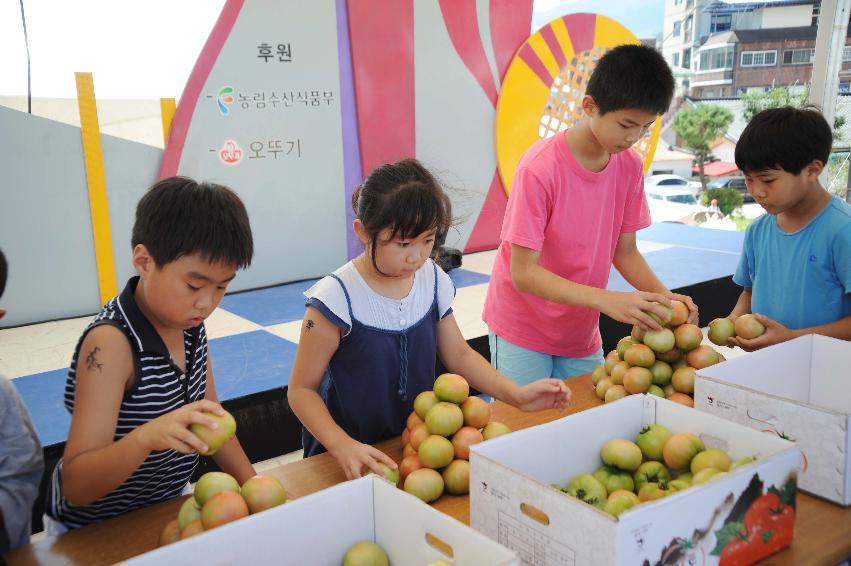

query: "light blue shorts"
(488, 331), (604, 385)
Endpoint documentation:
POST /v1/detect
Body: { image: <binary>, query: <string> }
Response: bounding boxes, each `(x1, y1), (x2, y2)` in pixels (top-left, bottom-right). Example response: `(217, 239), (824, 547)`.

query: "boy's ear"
(352, 219), (369, 246)
(132, 244), (156, 276)
(581, 95), (599, 117)
(804, 159), (824, 179)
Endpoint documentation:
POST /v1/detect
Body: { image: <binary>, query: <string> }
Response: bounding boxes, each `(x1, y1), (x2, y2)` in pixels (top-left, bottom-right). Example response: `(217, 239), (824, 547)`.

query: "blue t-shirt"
(733, 196), (851, 329)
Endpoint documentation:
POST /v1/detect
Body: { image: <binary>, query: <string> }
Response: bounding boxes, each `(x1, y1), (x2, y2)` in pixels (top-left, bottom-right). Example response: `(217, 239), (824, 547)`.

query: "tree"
(673, 104), (735, 190)
(741, 85), (807, 123)
(741, 84), (844, 142)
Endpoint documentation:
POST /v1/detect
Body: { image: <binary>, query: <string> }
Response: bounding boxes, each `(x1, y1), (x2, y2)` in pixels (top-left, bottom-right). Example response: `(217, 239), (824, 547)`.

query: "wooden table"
(6, 375), (851, 565)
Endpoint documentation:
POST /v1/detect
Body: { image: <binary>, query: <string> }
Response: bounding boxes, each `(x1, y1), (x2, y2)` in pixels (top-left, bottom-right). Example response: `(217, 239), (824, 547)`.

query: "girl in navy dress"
(288, 159), (572, 478)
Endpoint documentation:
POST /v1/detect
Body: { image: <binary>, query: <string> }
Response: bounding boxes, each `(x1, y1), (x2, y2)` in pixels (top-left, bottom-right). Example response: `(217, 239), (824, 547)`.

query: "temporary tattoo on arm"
(304, 319), (316, 333)
(86, 346), (104, 372)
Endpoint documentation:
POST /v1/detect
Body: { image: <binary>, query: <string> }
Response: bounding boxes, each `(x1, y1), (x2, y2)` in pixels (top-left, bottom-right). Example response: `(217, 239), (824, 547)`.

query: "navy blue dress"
(302, 264), (441, 457)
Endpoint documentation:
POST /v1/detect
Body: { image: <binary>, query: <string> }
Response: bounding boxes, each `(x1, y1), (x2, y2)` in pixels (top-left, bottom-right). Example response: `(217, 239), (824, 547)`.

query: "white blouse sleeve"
(304, 275), (352, 333)
(435, 263), (457, 319)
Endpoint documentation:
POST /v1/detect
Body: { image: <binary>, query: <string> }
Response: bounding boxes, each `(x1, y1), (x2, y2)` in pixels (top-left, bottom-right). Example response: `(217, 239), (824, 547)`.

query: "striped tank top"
(46, 277), (207, 528)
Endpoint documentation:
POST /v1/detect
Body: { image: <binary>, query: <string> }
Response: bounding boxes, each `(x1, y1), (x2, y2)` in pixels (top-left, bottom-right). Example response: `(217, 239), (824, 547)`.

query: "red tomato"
(719, 533), (763, 566)
(744, 493), (795, 549)
(744, 493), (781, 528)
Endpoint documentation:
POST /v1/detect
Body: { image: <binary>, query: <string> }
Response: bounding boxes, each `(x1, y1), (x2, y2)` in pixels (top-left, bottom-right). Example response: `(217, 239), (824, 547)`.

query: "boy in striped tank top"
(45, 177), (256, 531)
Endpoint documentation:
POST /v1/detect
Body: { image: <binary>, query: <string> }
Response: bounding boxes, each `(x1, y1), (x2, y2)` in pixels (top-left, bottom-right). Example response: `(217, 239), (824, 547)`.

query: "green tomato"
(600, 439), (642, 472)
(633, 461), (672, 491)
(566, 474), (608, 509)
(691, 468), (723, 485)
(592, 465), (635, 494)
(635, 424), (673, 462)
(604, 494), (637, 518)
(638, 481), (672, 502)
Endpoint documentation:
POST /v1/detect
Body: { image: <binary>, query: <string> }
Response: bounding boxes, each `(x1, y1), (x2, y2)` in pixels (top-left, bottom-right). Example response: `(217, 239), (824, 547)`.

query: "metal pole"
(810, 0), (851, 187)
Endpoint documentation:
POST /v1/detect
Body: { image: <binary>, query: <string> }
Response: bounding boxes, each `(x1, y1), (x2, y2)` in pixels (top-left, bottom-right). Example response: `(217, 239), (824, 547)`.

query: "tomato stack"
(593, 300), (727, 407)
(398, 373), (511, 503)
(157, 472), (288, 547)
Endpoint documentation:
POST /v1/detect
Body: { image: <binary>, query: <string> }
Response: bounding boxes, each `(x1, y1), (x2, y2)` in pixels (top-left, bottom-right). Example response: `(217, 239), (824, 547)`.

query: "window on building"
(673, 21), (681, 37)
(783, 48), (815, 65)
(673, 53), (680, 67)
(740, 50), (777, 67)
(843, 45), (851, 62)
(699, 45), (735, 71)
(683, 48), (692, 69)
(710, 14), (732, 33)
(685, 15), (693, 30)
(812, 3), (820, 27)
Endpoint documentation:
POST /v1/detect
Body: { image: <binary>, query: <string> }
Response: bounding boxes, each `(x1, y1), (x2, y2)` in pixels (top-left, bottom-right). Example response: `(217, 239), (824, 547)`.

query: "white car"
(644, 187), (708, 224)
(644, 174), (702, 197)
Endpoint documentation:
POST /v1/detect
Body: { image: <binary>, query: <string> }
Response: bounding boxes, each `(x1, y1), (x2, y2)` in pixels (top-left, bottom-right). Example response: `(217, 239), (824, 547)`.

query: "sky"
(532, 0), (665, 40)
(0, 0), (226, 99)
(0, 0), (664, 100)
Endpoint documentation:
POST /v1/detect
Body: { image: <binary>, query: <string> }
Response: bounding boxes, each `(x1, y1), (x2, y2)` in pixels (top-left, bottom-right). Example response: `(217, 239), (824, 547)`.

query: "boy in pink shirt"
(483, 44), (699, 384)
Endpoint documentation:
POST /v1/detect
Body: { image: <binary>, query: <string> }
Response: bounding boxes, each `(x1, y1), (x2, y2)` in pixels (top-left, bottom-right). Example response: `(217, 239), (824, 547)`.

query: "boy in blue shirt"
(728, 106), (851, 350)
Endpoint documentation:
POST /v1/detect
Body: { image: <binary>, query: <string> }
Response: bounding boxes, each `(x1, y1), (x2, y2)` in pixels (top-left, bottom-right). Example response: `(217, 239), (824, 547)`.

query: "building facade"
(662, 0), (851, 98)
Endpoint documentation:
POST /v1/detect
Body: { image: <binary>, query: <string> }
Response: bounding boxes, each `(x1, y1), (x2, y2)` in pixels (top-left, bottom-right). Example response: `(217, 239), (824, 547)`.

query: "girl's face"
(367, 227), (437, 277)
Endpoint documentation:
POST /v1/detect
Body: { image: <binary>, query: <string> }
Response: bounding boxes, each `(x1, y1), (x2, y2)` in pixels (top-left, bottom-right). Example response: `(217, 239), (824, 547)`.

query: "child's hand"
(600, 291), (671, 331)
(135, 400), (226, 454)
(664, 292), (699, 325)
(513, 379), (572, 412)
(329, 437), (398, 480)
(727, 314), (795, 352)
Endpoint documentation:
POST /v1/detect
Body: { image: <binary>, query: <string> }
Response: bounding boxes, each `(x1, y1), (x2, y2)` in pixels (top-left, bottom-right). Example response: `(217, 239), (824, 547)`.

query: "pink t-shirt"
(482, 133), (650, 357)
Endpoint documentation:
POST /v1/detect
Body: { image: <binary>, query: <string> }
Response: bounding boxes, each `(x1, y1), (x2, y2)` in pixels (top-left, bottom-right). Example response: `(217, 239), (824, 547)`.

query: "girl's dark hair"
(132, 176), (253, 269)
(352, 159), (452, 274)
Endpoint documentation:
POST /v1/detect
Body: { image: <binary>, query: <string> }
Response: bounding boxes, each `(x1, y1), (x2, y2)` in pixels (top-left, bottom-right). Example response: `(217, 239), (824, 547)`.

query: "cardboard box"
(470, 395), (799, 566)
(122, 475), (518, 565)
(695, 334), (851, 506)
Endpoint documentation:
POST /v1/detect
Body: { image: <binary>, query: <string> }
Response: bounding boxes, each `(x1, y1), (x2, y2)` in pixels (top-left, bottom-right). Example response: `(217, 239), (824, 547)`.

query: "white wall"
(711, 139), (736, 163)
(0, 106), (159, 327)
(0, 96), (165, 148)
(649, 159), (692, 178)
(761, 5), (812, 29)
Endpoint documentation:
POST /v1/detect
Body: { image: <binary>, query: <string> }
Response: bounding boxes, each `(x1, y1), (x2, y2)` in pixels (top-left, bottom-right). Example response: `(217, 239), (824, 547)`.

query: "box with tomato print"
(122, 475), (518, 565)
(470, 394), (799, 566)
(695, 334), (851, 506)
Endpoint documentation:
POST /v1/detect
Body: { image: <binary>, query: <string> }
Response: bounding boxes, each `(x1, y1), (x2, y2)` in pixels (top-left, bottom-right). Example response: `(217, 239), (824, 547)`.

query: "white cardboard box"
(122, 475), (518, 566)
(695, 334), (851, 506)
(470, 395), (799, 566)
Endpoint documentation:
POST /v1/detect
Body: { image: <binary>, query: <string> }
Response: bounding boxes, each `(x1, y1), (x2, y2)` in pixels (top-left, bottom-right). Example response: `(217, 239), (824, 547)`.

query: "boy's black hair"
(586, 43), (675, 116)
(132, 176), (253, 269)
(352, 158), (453, 275)
(0, 248), (7, 299)
(735, 106), (832, 174)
